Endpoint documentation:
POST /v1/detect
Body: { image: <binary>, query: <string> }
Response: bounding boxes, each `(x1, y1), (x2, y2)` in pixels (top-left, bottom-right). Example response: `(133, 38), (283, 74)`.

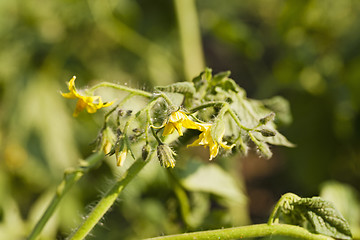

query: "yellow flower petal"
(187, 123), (233, 160)
(117, 149), (127, 166)
(61, 76), (114, 117)
(61, 91), (77, 99)
(162, 110), (201, 136)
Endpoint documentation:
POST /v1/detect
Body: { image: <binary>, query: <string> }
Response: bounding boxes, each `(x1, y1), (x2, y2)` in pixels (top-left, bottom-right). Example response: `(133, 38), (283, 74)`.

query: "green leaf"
(281, 196), (353, 240)
(253, 131), (295, 147)
(320, 181), (360, 238)
(295, 197), (353, 240)
(177, 161), (246, 203)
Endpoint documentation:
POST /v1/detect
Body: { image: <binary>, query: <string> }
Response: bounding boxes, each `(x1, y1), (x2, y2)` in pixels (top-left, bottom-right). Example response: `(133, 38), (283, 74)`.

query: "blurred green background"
(1, 0), (360, 239)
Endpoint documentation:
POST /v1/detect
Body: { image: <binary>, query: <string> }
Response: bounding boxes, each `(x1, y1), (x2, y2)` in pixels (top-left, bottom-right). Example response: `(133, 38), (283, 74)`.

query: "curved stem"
(166, 170), (191, 228)
(227, 107), (253, 131)
(88, 82), (152, 98)
(28, 152), (105, 240)
(145, 223), (333, 240)
(268, 193), (301, 225)
(151, 126), (163, 145)
(189, 101), (253, 131)
(159, 92), (174, 106)
(69, 154), (154, 240)
(189, 101), (227, 113)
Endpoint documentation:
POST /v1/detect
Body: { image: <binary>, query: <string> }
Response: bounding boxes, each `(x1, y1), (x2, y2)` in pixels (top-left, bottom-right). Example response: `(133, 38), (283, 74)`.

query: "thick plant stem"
(28, 152), (105, 240)
(174, 0), (205, 80)
(69, 157), (151, 240)
(145, 223), (334, 240)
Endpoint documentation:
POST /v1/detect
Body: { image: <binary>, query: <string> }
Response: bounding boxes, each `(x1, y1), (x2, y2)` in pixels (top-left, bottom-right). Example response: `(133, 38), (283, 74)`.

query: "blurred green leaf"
(320, 181), (360, 239)
(177, 160), (246, 203)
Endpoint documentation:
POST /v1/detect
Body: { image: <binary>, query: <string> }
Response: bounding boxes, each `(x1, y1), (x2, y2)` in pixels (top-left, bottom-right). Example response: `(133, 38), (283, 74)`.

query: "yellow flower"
(99, 127), (116, 154)
(163, 110), (201, 136)
(116, 148), (127, 167)
(187, 124), (233, 160)
(61, 76), (113, 117)
(115, 136), (128, 166)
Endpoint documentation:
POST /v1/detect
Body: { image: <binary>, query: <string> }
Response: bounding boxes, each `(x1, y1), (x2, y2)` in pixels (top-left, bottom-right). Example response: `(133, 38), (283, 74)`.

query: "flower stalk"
(69, 154), (154, 240)
(88, 81), (153, 98)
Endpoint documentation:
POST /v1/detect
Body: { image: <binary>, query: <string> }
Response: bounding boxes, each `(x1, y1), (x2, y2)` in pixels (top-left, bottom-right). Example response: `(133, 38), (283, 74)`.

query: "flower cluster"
(61, 69), (292, 169)
(162, 110), (234, 161)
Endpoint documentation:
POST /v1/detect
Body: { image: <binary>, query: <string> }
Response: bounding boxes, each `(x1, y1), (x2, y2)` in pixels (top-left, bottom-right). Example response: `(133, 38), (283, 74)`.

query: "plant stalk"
(174, 0), (205, 80)
(69, 155), (153, 239)
(145, 223), (334, 240)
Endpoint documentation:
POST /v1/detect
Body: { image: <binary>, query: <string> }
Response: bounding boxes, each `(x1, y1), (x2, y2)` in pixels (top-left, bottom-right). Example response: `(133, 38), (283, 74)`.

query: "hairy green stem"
(166, 170), (192, 228)
(88, 82), (153, 98)
(28, 152), (105, 240)
(158, 92), (174, 106)
(189, 101), (253, 131)
(174, 0), (205, 80)
(248, 131), (260, 145)
(189, 101), (227, 113)
(227, 107), (253, 131)
(69, 155), (153, 240)
(145, 223), (333, 240)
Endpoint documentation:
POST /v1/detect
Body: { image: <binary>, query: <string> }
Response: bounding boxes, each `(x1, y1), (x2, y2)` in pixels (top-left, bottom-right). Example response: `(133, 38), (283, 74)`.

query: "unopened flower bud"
(259, 112), (275, 125)
(258, 128), (276, 137)
(116, 148), (127, 166)
(142, 144), (151, 161)
(115, 137), (127, 166)
(126, 110), (133, 116)
(100, 127), (116, 154)
(257, 142), (272, 159)
(118, 109), (125, 117)
(237, 141), (249, 156)
(132, 128), (142, 134)
(157, 144), (176, 168)
(116, 128), (122, 137)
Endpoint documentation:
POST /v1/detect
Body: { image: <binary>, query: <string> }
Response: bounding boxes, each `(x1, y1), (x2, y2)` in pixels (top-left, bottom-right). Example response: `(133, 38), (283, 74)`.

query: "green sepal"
(212, 70), (231, 83)
(204, 67), (213, 82)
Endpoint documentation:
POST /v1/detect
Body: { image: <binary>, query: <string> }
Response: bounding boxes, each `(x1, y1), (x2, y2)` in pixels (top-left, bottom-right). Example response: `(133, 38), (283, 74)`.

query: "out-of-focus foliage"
(320, 181), (360, 238)
(1, 0), (360, 239)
